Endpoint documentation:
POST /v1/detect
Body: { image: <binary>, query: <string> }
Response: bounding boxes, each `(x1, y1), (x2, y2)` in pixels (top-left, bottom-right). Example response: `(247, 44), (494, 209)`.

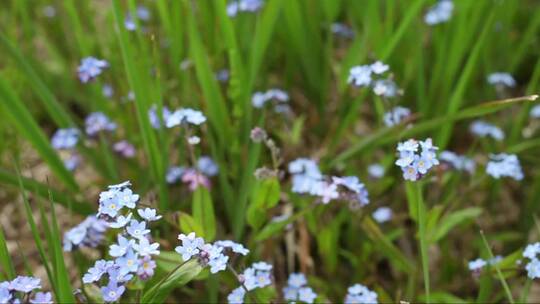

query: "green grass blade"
(0, 33), (74, 128)
(480, 230), (514, 304)
(436, 10), (497, 148)
(47, 190), (77, 303)
(0, 77), (78, 191)
(15, 166), (58, 295)
(0, 227), (15, 280)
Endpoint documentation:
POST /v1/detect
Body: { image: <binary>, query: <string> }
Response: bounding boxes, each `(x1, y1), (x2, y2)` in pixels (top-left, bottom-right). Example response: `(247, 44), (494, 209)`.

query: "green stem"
(520, 278), (532, 303)
(415, 182), (430, 304)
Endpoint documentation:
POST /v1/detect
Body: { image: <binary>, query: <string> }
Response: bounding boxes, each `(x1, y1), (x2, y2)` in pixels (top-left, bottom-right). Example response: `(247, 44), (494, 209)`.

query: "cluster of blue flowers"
(383, 106), (411, 127)
(288, 158), (369, 207)
(252, 89), (290, 113)
(348, 61), (401, 98)
(80, 181), (160, 302)
(395, 138), (439, 181)
(148, 105), (206, 129)
(85, 112), (117, 137)
(439, 151), (476, 174)
(486, 153), (524, 181)
(344, 283), (378, 304)
(470, 120), (505, 141)
(0, 276), (51, 304)
(77, 57), (108, 83)
(424, 0), (454, 25)
(227, 261), (273, 304)
(63, 215), (108, 251)
(175, 233), (249, 275)
(487, 72), (516, 88)
(282, 273), (317, 304)
(467, 256), (502, 274)
(226, 0), (264, 17)
(523, 243), (540, 279)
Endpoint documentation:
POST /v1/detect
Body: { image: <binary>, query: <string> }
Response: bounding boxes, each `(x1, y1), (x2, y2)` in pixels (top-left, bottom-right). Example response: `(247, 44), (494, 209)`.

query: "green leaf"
(192, 187), (216, 241)
(430, 208), (483, 243)
(178, 212), (205, 237)
(0, 77), (78, 191)
(142, 259), (203, 303)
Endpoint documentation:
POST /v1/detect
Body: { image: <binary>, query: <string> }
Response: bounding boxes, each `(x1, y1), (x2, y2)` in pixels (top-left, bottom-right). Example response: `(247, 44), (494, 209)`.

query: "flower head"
(78, 57), (108, 83)
(85, 112), (117, 136)
(137, 208), (162, 221)
(395, 138), (439, 181)
(126, 220), (150, 239)
(101, 281), (125, 302)
(344, 283), (378, 304)
(486, 153), (523, 181)
(9, 276), (41, 293)
(424, 0), (454, 25)
(51, 128), (79, 150)
(487, 72), (516, 88)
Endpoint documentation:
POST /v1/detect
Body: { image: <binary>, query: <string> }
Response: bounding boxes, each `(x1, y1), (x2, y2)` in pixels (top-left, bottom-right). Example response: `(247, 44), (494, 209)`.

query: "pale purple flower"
(373, 207), (392, 223)
(227, 286), (245, 304)
(113, 140), (136, 158)
(175, 232), (204, 261)
(137, 256), (156, 280)
(486, 153), (523, 181)
(108, 213), (133, 229)
(148, 105), (171, 129)
(83, 260), (114, 283)
(487, 72), (516, 88)
(63, 215), (108, 251)
(383, 106), (411, 127)
(470, 120), (504, 141)
(115, 249), (139, 274)
(182, 169), (211, 191)
(166, 108), (206, 127)
(344, 283), (378, 304)
(424, 0), (454, 25)
(331, 23), (355, 38)
(298, 287), (317, 304)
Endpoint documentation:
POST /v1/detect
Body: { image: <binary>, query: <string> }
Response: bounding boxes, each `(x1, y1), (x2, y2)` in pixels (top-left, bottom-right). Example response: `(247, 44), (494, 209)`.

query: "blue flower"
(344, 283), (378, 304)
(487, 72), (516, 88)
(0, 283), (11, 303)
(51, 128), (79, 150)
(165, 108), (206, 127)
(115, 249), (139, 275)
(207, 247), (229, 273)
(101, 281), (125, 302)
(348, 65), (372, 87)
(470, 120), (505, 141)
(108, 213), (133, 229)
(109, 235), (134, 257)
(298, 287), (317, 304)
(287, 273), (307, 288)
(227, 287), (246, 304)
(132, 237), (160, 256)
(373, 207), (393, 223)
(83, 260), (114, 283)
(331, 23), (355, 39)
(9, 276), (41, 293)
(107, 266), (134, 283)
(197, 156), (219, 177)
(126, 220), (150, 239)
(148, 105), (172, 129)
(85, 112), (117, 136)
(166, 166), (186, 184)
(137, 208), (162, 221)
(383, 106), (411, 127)
(78, 57), (108, 83)
(63, 215), (108, 251)
(486, 153), (523, 181)
(175, 232), (204, 261)
(100, 199), (123, 218)
(227, 0), (263, 17)
(396, 138), (439, 181)
(424, 0), (454, 25)
(118, 188), (139, 209)
(243, 262), (273, 291)
(214, 240), (250, 256)
(439, 151), (475, 174)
